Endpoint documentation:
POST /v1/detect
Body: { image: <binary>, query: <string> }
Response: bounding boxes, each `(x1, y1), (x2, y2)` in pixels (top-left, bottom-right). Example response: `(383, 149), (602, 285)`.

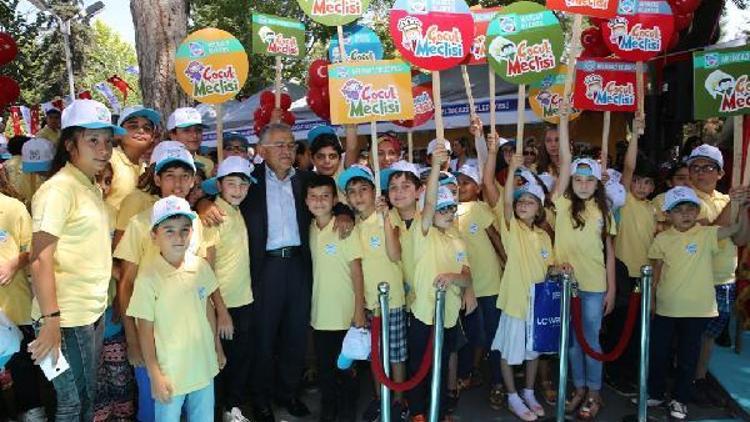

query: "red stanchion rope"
(570, 292), (641, 362)
(370, 316), (433, 392)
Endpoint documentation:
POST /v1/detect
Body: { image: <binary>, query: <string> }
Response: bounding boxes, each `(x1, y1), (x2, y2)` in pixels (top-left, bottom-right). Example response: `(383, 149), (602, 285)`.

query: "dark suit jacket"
(239, 164), (314, 286)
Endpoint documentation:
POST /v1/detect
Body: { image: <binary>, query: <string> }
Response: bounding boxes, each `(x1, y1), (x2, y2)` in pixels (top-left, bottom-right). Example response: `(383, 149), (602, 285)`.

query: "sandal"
(489, 384), (506, 411)
(508, 393), (538, 421)
(565, 389), (587, 414)
(541, 380), (558, 406)
(577, 396), (603, 421)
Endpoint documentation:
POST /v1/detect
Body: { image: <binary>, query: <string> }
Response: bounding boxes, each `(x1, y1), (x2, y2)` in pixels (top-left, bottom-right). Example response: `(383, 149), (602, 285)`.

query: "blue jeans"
(154, 382), (214, 422)
(568, 291), (604, 390)
(135, 366), (155, 422)
(41, 317), (104, 422)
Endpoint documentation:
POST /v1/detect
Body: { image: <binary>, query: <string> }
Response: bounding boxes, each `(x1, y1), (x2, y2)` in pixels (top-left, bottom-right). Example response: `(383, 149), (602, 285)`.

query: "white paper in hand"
(38, 349), (69, 381)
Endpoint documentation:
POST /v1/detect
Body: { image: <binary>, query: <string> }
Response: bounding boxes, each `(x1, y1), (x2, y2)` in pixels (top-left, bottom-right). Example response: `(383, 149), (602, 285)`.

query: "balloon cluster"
(306, 59), (331, 122)
(580, 25), (610, 58)
(254, 90), (295, 135)
(0, 32), (19, 108)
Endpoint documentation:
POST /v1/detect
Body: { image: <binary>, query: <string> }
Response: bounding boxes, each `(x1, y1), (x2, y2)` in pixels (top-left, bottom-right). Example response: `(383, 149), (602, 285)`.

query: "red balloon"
(280, 93), (292, 110)
(669, 0), (701, 14)
(0, 76), (20, 106)
(254, 121), (265, 136)
(282, 110), (296, 126)
(254, 105), (272, 126)
(308, 59), (329, 88)
(260, 91), (275, 108)
(667, 33), (680, 51)
(0, 33), (18, 66)
(581, 26), (603, 49)
(320, 87), (330, 106)
(674, 12), (693, 31)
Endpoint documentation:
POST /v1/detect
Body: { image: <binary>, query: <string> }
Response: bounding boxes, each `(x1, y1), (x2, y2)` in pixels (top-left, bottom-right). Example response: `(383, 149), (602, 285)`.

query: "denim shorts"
(704, 283), (736, 339)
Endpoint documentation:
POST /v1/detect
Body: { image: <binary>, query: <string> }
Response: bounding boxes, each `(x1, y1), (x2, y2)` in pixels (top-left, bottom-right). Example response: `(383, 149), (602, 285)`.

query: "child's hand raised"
(509, 153), (524, 171)
(468, 116), (483, 137)
(431, 142), (449, 167)
(486, 133), (499, 153)
(376, 196), (389, 217)
(151, 371), (174, 404)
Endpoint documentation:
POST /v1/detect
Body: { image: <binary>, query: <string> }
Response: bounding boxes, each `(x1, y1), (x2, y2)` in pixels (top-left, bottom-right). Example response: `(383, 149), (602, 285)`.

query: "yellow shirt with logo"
(648, 225), (719, 318)
(357, 212), (405, 311)
(203, 198), (252, 308)
(652, 192), (667, 223)
(194, 154), (215, 177)
(456, 201), (502, 298)
(389, 208), (421, 308)
(30, 163), (112, 327)
(0, 194), (32, 325)
(107, 147), (145, 212)
(615, 192), (658, 277)
(696, 189), (737, 285)
(411, 227), (468, 328)
(310, 218), (363, 330)
(115, 190), (158, 231)
(114, 205), (211, 266)
(554, 196), (616, 293)
(127, 253), (219, 396)
(496, 214), (555, 319)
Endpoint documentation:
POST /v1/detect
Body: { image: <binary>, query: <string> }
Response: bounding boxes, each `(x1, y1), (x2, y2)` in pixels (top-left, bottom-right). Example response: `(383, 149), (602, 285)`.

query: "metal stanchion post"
(556, 274), (573, 421)
(428, 286), (447, 422)
(622, 265), (657, 422)
(378, 282), (392, 422)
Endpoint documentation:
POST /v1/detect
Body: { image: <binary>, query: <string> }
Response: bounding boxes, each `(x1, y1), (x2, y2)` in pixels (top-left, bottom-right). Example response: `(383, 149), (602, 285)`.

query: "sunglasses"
(523, 150), (536, 156)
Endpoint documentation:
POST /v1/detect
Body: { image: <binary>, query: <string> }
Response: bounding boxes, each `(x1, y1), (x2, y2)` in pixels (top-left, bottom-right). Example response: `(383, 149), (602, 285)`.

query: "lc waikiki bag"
(526, 274), (562, 353)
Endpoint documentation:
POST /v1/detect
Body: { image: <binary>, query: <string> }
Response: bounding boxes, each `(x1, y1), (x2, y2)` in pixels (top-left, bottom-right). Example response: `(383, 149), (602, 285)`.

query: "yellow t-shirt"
(203, 198), (252, 308)
(389, 208), (420, 307)
(107, 147), (145, 212)
(114, 205), (211, 266)
(653, 192), (667, 223)
(127, 253), (219, 396)
(496, 214), (555, 319)
(5, 156), (47, 206)
(615, 192), (658, 277)
(115, 190), (158, 231)
(30, 163), (112, 327)
(194, 154), (215, 176)
(554, 196), (616, 293)
(36, 126), (60, 147)
(310, 218), (363, 330)
(411, 227), (468, 328)
(0, 194), (32, 325)
(697, 189), (737, 285)
(357, 212), (405, 311)
(456, 201), (502, 298)
(648, 225), (719, 318)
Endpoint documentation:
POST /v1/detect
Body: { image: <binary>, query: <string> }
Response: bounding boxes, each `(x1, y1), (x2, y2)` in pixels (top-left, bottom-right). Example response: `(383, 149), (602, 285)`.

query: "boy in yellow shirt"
(647, 186), (747, 421)
(166, 108), (214, 176)
(202, 156), (256, 422)
(409, 143), (471, 422)
(306, 173), (365, 422)
(338, 164), (407, 420)
(127, 196), (223, 421)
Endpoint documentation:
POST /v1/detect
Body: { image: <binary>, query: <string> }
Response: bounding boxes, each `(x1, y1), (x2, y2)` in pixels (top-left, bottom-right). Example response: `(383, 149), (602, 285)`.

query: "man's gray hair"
(259, 122), (293, 145)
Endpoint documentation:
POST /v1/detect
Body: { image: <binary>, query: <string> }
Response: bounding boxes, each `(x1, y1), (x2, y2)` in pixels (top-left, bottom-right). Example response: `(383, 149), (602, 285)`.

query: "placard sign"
(546, 0), (619, 19)
(329, 24), (384, 63)
(251, 13), (305, 58)
(296, 0), (372, 26)
(693, 46), (750, 119)
(486, 1), (564, 85)
(573, 58), (641, 112)
(394, 73), (435, 127)
(175, 28), (249, 104)
(599, 0), (674, 62)
(465, 7), (503, 65)
(389, 0), (474, 71)
(529, 65), (582, 123)
(328, 60), (415, 124)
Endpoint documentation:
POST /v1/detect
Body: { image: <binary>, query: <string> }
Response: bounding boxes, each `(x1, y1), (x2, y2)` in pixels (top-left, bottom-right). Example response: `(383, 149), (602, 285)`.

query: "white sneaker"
(668, 400), (688, 420)
(223, 407), (251, 422)
(630, 396), (664, 407)
(522, 388), (545, 417)
(508, 393), (538, 421)
(19, 407), (47, 422)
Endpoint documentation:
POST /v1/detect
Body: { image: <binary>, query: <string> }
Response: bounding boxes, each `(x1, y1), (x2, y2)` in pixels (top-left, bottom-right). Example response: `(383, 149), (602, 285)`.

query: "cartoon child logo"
(185, 61), (205, 83)
(369, 236), (382, 248)
(498, 16), (517, 34)
(258, 26), (277, 45)
(469, 223), (479, 234)
(685, 242), (698, 256)
(397, 16), (424, 52)
(95, 106), (110, 123)
(340, 79), (364, 102)
(188, 41), (206, 59)
(584, 74), (604, 100)
(456, 251), (467, 263)
(488, 36), (517, 62)
(535, 90), (553, 107)
(704, 69), (735, 100)
(324, 243), (337, 255)
(471, 34), (486, 60)
(608, 17), (629, 44)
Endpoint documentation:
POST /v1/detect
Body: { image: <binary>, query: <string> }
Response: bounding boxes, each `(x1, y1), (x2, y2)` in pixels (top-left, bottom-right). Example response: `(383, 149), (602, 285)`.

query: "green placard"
(693, 45), (750, 119)
(486, 1), (564, 85)
(296, 0), (371, 26)
(251, 13), (305, 58)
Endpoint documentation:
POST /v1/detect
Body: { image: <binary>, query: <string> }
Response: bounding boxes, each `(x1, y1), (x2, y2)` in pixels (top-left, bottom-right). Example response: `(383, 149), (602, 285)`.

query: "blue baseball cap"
(117, 105), (161, 128)
(337, 165), (375, 191)
(307, 125), (337, 144)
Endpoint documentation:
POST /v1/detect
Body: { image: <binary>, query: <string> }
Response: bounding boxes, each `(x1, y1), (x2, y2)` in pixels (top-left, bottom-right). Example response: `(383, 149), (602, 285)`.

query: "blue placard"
(329, 24), (384, 63)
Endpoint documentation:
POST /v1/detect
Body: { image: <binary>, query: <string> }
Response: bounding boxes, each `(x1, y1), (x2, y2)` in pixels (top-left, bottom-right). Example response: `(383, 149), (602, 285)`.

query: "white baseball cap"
(571, 157), (602, 181)
(606, 168), (622, 185)
(538, 172), (555, 192)
(150, 195), (196, 229)
(117, 105), (161, 128)
(21, 138), (55, 173)
(167, 107), (205, 131)
(662, 186), (701, 212)
(336, 327), (371, 370)
(436, 185), (458, 211)
(61, 99), (125, 135)
(380, 160), (420, 191)
(687, 144), (723, 169)
(151, 141), (196, 173)
(427, 139), (451, 156)
(216, 156), (256, 180)
(455, 164), (480, 186)
(606, 181), (626, 211)
(514, 182), (545, 203)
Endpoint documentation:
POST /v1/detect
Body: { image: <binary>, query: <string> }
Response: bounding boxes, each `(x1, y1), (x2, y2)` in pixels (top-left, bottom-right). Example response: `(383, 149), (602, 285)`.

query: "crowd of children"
(0, 98), (746, 422)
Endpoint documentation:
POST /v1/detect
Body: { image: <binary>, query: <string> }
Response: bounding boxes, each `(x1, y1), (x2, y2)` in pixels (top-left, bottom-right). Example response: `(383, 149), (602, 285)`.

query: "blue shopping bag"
(526, 275), (562, 353)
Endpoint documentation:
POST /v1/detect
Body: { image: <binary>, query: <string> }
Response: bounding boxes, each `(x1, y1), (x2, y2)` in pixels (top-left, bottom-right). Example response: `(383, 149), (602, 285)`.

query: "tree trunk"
(130, 0), (189, 122)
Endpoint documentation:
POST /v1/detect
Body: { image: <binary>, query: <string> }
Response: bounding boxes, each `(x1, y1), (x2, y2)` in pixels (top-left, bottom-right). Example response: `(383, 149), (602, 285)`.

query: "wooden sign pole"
(601, 111), (611, 171)
(274, 56), (283, 110)
(432, 71), (444, 142)
(216, 103), (224, 163)
(408, 129), (414, 163)
(489, 66), (496, 137)
(515, 84), (526, 155)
